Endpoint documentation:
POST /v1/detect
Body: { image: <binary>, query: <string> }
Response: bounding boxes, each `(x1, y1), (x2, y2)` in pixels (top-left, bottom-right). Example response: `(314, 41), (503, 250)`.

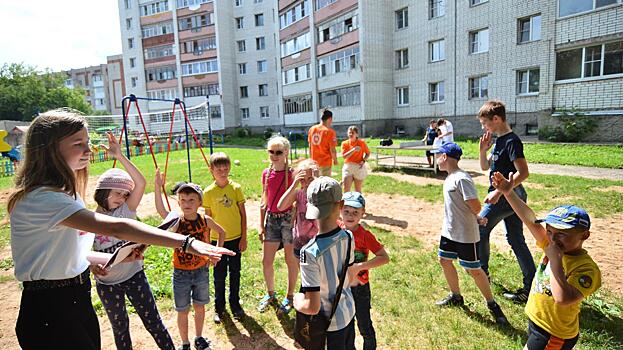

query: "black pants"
(212, 237), (243, 313)
(526, 320), (579, 350)
(326, 318), (355, 350)
(351, 283), (377, 350)
(16, 279), (100, 350)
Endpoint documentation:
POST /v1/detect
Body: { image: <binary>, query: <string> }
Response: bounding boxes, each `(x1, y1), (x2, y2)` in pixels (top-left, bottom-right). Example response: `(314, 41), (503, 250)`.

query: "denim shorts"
(172, 266), (210, 311)
(264, 212), (293, 244)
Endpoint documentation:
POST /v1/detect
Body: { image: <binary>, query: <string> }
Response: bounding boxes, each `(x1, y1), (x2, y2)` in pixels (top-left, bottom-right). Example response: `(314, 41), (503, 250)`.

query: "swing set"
(112, 94), (216, 210)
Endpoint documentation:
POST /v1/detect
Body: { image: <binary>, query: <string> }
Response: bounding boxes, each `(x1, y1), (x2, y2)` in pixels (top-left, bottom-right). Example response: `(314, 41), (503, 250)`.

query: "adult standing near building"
(308, 109), (338, 176)
(437, 118), (454, 144)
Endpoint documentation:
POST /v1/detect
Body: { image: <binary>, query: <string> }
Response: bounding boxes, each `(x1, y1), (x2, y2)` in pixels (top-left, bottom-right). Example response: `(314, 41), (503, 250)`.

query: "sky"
(0, 1), (122, 72)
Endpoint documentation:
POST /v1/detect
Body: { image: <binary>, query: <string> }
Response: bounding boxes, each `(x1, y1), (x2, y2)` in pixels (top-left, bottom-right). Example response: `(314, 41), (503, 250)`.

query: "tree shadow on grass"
(363, 213), (409, 229)
(220, 312), (288, 350)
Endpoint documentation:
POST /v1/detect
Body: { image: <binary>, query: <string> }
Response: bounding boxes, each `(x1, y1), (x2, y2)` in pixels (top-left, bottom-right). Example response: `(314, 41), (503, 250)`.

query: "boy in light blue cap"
(433, 142), (509, 325)
(340, 191), (389, 350)
(492, 172), (601, 350)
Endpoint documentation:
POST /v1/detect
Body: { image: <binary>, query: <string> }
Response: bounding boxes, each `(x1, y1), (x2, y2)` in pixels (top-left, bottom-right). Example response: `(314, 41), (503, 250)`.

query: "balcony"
(182, 72), (219, 86)
(146, 79), (178, 90)
(142, 33), (175, 48)
(144, 55), (177, 66)
(177, 2), (213, 17)
(180, 49), (217, 62)
(178, 25), (216, 40)
(279, 17), (310, 41)
(316, 29), (359, 57)
(140, 11), (173, 26)
(281, 48), (311, 69)
(279, 0), (300, 11)
(314, 0), (357, 24)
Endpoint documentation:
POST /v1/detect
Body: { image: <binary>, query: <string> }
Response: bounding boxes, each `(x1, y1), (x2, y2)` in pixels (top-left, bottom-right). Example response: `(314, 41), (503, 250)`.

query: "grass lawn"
(1, 147), (622, 349)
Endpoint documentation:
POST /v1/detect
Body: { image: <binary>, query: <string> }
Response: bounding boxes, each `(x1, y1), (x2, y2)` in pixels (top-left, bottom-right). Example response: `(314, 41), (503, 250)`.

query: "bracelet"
(185, 237), (196, 253)
(181, 235), (192, 252)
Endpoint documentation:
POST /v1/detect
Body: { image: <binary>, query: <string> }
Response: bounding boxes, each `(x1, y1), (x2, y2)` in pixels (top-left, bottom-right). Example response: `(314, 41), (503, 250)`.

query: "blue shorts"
(172, 266), (210, 311)
(438, 236), (481, 270)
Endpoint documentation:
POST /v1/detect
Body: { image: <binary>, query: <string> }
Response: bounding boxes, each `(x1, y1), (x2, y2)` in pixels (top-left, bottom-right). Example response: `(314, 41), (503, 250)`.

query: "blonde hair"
(8, 108), (89, 212)
(262, 136), (291, 210)
(296, 158), (318, 171)
(347, 125), (359, 135)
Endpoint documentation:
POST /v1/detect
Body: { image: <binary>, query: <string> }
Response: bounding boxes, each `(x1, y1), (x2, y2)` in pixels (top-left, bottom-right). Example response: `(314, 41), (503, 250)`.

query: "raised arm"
(479, 131), (493, 171)
(153, 169), (169, 219)
(277, 172), (302, 211)
(491, 172), (546, 242)
(104, 132), (146, 211)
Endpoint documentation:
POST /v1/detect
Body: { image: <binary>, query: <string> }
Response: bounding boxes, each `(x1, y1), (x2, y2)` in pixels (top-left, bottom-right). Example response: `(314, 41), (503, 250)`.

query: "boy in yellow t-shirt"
(203, 152), (248, 323)
(491, 172), (601, 350)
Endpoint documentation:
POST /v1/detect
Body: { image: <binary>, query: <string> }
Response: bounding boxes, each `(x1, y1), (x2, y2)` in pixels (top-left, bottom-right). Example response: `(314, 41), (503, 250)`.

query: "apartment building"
(63, 64), (112, 113)
(106, 54), (127, 115)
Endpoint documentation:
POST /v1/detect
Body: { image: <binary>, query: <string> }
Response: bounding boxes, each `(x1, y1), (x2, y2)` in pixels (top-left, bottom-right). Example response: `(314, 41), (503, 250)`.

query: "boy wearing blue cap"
(492, 172), (601, 350)
(340, 192), (389, 350)
(433, 142), (509, 325)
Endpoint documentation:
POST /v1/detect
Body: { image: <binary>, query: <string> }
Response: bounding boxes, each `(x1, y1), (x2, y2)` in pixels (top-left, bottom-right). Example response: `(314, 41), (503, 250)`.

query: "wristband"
(181, 235), (192, 252)
(184, 237), (196, 253)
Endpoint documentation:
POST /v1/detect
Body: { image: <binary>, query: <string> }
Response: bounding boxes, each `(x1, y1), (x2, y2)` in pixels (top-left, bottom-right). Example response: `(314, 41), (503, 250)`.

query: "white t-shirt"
(441, 170), (479, 243)
(11, 187), (93, 281)
(300, 227), (355, 332)
(440, 121), (454, 143)
(93, 203), (143, 285)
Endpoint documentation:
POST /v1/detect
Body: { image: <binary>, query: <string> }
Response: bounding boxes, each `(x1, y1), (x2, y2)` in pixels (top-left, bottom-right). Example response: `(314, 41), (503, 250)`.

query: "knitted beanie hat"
(95, 168), (135, 192)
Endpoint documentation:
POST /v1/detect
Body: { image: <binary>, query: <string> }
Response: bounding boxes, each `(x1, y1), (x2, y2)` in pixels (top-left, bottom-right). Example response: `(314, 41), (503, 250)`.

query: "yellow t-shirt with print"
(203, 180), (245, 241)
(525, 240), (601, 339)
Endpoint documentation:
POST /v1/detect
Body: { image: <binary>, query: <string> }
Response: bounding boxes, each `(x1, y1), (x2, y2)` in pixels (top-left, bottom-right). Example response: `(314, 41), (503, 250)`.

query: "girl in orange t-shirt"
(341, 125), (370, 192)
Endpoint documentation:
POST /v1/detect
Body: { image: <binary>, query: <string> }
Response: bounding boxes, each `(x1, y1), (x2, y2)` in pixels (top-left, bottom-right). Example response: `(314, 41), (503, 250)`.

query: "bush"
(235, 127), (251, 138)
(538, 110), (598, 142)
(263, 128), (274, 140)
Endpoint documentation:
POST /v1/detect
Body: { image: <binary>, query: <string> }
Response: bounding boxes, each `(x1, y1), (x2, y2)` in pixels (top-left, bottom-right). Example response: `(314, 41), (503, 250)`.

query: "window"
(319, 85), (360, 108)
(180, 36), (217, 54)
(178, 13), (214, 31)
(469, 75), (489, 99)
(284, 94), (313, 114)
(147, 88), (177, 100)
(429, 82), (445, 102)
(129, 57), (136, 68)
(144, 45), (174, 59)
(237, 40), (246, 52)
(183, 84), (219, 97)
(176, 0), (211, 9)
(395, 48), (409, 69)
(131, 77), (138, 87)
(126, 18), (133, 30)
(396, 87), (409, 106)
(257, 60), (267, 73)
(210, 106), (221, 119)
(280, 0), (309, 28)
(92, 74), (102, 82)
(255, 13), (264, 26)
(140, 1), (169, 16)
(235, 0), (242, 6)
(125, 0), (131, 9)
(469, 28), (489, 54)
(236, 17), (244, 29)
(146, 66), (176, 81)
(556, 41), (623, 80)
(260, 106), (270, 118)
(239, 63), (247, 75)
(430, 39), (445, 62)
(240, 86), (248, 98)
(241, 108), (249, 120)
(142, 22), (173, 38)
(181, 59), (218, 76)
(254, 0), (263, 3)
(317, 11), (358, 43)
(258, 84), (268, 96)
(283, 63), (312, 84)
(281, 32), (311, 57)
(559, 0), (618, 17)
(256, 37), (266, 50)
(317, 46), (359, 77)
(518, 15), (541, 43)
(517, 68), (540, 94)
(316, 0), (337, 10)
(430, 0), (445, 18)
(128, 38), (135, 49)
(396, 8), (408, 29)
(65, 78), (73, 87)
(470, 0), (488, 5)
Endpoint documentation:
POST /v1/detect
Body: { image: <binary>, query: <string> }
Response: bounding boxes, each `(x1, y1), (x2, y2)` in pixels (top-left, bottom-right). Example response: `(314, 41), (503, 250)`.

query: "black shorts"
(438, 236), (481, 269)
(525, 320), (579, 350)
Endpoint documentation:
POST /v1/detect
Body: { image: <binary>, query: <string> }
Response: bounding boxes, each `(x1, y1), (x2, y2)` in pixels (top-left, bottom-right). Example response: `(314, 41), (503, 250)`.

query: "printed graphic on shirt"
(311, 133), (321, 146)
(533, 256), (552, 296)
(578, 275), (593, 289)
(173, 216), (209, 270)
(218, 194), (233, 208)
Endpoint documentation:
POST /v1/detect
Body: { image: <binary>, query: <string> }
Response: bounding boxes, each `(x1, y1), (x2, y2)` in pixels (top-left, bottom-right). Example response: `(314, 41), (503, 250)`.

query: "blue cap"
(343, 191), (366, 208)
(432, 142), (463, 160)
(536, 205), (591, 230)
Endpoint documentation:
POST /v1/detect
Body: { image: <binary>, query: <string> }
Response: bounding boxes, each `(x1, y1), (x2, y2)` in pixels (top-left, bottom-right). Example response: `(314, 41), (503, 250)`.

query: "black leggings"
(525, 320), (579, 350)
(16, 280), (100, 350)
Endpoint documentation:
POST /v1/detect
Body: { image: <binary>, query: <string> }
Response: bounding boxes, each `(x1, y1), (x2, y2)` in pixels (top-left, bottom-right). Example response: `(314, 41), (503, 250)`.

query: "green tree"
(0, 63), (93, 121)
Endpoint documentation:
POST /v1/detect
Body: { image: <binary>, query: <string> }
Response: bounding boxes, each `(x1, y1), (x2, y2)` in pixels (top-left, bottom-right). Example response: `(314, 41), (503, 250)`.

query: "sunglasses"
(268, 150), (284, 156)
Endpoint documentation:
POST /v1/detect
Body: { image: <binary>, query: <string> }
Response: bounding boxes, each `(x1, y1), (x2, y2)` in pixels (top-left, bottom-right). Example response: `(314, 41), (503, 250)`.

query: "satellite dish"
(189, 4), (200, 11)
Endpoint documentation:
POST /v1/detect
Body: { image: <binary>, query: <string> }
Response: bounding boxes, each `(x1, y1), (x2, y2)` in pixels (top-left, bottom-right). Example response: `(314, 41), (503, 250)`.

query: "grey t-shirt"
(92, 203), (143, 285)
(441, 170), (480, 243)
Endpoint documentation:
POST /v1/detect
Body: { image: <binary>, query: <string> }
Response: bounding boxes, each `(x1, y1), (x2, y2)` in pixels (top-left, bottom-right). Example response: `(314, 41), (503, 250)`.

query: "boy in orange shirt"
(341, 126), (370, 192)
(308, 109), (338, 176)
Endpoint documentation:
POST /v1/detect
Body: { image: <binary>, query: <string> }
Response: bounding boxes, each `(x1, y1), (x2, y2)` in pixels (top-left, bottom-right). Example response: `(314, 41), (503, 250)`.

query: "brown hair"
(436, 118), (445, 126)
(8, 108), (89, 212)
(177, 187), (201, 199)
(209, 152), (231, 168)
(94, 189), (112, 211)
(478, 100), (507, 121)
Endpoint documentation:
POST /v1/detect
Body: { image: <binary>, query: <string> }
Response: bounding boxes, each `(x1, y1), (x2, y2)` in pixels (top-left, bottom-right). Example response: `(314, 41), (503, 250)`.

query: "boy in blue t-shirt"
(478, 100), (536, 303)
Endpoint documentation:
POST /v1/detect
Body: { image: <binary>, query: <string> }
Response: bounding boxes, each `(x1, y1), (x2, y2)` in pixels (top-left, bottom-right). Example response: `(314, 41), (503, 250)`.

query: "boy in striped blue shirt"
(294, 176), (356, 349)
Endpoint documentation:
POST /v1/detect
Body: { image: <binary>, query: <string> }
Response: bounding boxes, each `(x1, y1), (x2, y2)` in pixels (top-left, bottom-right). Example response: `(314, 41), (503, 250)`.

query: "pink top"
(293, 189), (319, 250)
(262, 168), (293, 213)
